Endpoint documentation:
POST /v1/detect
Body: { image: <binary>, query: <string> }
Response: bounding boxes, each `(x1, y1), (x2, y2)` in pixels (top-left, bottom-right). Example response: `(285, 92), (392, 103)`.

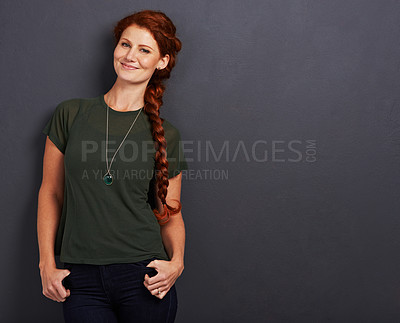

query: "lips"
(121, 63), (138, 70)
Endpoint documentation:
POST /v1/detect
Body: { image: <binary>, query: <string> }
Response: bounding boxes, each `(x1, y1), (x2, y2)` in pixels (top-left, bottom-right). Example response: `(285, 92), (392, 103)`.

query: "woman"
(37, 10), (188, 323)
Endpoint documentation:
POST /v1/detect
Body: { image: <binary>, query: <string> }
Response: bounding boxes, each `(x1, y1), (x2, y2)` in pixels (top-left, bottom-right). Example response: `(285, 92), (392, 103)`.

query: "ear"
(158, 54), (170, 70)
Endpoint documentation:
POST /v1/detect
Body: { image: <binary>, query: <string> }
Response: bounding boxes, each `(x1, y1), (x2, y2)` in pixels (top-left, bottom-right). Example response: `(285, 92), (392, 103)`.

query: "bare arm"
(37, 137), (65, 268)
(144, 172), (186, 299)
(37, 137), (70, 302)
(157, 172), (185, 271)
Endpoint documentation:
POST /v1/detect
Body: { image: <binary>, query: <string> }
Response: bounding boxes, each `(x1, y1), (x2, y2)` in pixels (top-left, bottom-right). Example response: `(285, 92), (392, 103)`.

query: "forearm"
(37, 188), (63, 270)
(160, 213), (185, 269)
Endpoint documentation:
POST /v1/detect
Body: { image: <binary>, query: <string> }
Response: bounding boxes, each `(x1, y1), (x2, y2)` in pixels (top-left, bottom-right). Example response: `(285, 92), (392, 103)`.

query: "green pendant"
(103, 173), (113, 185)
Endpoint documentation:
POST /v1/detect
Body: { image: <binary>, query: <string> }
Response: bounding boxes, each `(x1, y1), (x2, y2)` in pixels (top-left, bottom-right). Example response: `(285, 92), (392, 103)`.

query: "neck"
(104, 79), (147, 112)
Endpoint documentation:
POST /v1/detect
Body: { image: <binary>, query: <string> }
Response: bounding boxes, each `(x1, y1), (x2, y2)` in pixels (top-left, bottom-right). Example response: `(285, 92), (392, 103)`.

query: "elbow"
(38, 185), (64, 208)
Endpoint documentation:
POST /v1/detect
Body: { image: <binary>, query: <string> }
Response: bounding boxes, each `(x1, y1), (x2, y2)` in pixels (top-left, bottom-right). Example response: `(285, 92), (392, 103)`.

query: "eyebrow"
(120, 38), (154, 50)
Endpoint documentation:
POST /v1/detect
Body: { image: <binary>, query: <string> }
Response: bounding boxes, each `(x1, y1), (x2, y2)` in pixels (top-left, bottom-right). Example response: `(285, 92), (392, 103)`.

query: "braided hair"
(113, 10), (183, 225)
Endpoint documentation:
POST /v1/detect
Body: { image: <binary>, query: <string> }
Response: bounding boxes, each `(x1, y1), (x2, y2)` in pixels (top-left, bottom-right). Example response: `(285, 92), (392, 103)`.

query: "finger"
(159, 290), (168, 299)
(60, 270), (71, 300)
(146, 259), (159, 270)
(150, 287), (162, 297)
(54, 276), (71, 302)
(143, 278), (166, 291)
(62, 276), (71, 298)
(144, 283), (168, 297)
(143, 273), (154, 284)
(62, 289), (71, 300)
(46, 285), (64, 302)
(149, 284), (170, 296)
(154, 289), (168, 299)
(53, 287), (67, 302)
(143, 278), (168, 295)
(63, 269), (71, 279)
(144, 272), (164, 285)
(144, 279), (165, 293)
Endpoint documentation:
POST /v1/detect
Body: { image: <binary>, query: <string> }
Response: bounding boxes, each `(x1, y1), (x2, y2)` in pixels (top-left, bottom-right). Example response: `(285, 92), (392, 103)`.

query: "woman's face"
(113, 24), (169, 85)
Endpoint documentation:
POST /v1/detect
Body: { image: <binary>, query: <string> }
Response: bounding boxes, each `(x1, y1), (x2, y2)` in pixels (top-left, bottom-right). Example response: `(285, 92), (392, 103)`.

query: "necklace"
(103, 103), (143, 185)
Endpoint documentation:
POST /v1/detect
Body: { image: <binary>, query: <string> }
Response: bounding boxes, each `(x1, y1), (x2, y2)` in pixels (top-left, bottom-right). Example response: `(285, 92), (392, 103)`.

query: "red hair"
(113, 10), (182, 225)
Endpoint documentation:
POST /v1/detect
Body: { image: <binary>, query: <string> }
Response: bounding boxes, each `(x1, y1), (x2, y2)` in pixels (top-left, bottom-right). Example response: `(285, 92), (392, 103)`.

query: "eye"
(121, 42), (130, 48)
(140, 48), (150, 54)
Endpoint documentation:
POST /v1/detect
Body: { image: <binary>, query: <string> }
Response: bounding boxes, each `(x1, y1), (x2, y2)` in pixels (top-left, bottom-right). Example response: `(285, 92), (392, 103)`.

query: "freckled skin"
(113, 24), (169, 86)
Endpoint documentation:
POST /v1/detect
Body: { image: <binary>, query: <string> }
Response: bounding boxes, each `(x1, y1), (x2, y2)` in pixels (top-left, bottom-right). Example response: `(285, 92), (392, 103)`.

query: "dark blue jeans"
(62, 257), (177, 323)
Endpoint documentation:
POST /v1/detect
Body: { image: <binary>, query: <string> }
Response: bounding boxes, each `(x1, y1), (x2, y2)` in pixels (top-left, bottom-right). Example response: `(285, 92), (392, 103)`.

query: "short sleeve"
(163, 120), (189, 179)
(42, 99), (80, 154)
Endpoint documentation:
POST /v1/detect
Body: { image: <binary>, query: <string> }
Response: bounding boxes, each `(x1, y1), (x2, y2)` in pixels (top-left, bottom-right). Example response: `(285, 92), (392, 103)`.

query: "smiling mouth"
(121, 63), (138, 70)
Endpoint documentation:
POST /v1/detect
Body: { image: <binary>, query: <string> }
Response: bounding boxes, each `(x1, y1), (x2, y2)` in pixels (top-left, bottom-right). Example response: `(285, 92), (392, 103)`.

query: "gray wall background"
(1, 0), (400, 322)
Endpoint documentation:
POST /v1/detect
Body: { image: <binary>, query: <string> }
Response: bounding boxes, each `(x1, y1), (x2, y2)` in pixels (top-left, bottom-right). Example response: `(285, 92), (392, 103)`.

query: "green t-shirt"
(42, 95), (188, 265)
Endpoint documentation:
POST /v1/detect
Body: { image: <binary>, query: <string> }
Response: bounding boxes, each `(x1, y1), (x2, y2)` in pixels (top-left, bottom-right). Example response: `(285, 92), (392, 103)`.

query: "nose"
(125, 47), (138, 61)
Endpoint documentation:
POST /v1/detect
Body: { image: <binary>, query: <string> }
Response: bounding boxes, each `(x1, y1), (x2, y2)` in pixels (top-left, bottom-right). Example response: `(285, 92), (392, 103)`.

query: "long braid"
(113, 10), (183, 225)
(144, 81), (181, 224)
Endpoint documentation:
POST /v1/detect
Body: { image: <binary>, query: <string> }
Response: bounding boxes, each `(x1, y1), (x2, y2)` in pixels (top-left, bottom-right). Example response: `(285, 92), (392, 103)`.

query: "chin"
(117, 75), (150, 85)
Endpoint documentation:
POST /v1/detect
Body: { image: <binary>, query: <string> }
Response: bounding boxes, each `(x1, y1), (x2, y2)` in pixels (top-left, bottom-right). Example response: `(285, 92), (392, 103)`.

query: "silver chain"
(105, 105), (143, 174)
